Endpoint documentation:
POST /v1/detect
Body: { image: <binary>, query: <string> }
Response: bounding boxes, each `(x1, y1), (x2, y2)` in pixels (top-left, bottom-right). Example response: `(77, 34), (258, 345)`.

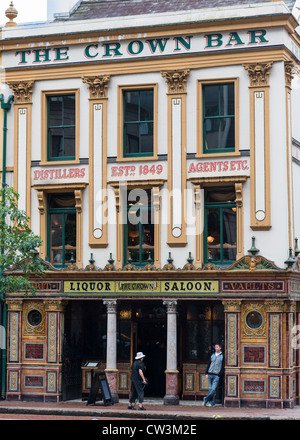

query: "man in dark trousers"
(203, 343), (225, 407)
(128, 352), (147, 410)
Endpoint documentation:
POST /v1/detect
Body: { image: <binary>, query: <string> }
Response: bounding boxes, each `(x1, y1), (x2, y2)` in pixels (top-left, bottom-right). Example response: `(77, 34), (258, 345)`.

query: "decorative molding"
(163, 299), (177, 313)
(104, 299), (118, 313)
(161, 69), (190, 94)
(243, 62), (273, 87)
(284, 61), (295, 89)
(242, 302), (267, 337)
(222, 300), (241, 313)
(7, 80), (34, 103)
(82, 75), (110, 99)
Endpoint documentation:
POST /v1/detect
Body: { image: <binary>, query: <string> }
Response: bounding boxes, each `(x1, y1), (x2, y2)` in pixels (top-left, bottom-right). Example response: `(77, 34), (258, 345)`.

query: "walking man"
(128, 352), (147, 410)
(203, 343), (225, 407)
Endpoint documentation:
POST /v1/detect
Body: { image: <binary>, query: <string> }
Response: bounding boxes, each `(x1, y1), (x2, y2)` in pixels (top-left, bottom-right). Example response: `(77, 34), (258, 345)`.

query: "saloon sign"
(8, 29), (271, 68)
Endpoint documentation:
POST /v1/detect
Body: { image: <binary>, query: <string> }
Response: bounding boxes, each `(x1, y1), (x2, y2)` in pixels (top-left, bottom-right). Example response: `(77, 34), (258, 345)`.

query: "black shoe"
(138, 406), (146, 410)
(128, 405), (136, 410)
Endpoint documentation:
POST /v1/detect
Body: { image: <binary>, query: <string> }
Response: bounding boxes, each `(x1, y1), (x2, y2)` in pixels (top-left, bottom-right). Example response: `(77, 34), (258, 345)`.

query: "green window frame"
(204, 188), (237, 264)
(203, 83), (235, 154)
(123, 89), (154, 158)
(47, 94), (76, 161)
(47, 194), (76, 267)
(124, 189), (154, 265)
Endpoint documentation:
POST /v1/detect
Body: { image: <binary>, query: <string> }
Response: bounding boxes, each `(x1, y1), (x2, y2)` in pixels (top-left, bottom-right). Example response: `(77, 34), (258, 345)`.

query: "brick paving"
(0, 399), (299, 420)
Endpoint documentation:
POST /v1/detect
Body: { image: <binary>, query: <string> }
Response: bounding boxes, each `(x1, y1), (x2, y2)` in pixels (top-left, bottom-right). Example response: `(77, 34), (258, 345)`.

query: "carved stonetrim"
(82, 75), (110, 99)
(161, 70), (190, 94)
(243, 62), (273, 87)
(284, 61), (295, 88)
(7, 80), (34, 104)
(222, 300), (241, 312)
(265, 300), (284, 313)
(6, 299), (23, 311)
(163, 299), (177, 313)
(104, 299), (118, 313)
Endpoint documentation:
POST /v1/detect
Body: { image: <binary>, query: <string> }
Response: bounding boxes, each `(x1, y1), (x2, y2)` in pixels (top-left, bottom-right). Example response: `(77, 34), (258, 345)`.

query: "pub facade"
(1, 0), (300, 407)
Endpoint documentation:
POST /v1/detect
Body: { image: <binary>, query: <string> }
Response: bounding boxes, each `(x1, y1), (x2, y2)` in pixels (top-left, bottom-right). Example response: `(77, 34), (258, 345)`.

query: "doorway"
(129, 301), (167, 398)
(136, 321), (166, 397)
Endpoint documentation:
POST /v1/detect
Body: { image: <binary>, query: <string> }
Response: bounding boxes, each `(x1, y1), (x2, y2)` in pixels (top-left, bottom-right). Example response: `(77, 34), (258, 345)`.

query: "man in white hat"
(128, 352), (147, 410)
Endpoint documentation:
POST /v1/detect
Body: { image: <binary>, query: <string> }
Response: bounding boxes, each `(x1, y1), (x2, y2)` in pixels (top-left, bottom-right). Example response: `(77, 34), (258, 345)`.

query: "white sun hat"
(135, 352), (146, 359)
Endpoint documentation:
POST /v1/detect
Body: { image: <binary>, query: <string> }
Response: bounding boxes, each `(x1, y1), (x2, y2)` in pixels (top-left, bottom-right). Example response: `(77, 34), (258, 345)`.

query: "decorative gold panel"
(242, 302), (267, 338)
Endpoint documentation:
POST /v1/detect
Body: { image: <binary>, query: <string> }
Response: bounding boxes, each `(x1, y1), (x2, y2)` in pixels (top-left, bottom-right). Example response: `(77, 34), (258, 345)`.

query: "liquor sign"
(64, 280), (219, 295)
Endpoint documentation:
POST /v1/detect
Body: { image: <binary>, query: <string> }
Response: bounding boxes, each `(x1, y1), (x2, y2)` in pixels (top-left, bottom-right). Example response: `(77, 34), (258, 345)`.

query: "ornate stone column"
(163, 299), (179, 405)
(243, 62), (273, 230)
(161, 69), (189, 247)
(222, 300), (241, 407)
(6, 300), (23, 400)
(82, 75), (110, 248)
(7, 80), (34, 223)
(103, 299), (119, 403)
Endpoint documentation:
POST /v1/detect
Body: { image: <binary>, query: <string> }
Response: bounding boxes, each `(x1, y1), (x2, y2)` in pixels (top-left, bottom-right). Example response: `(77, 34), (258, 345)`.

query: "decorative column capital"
(104, 299), (117, 313)
(7, 80), (34, 104)
(222, 300), (241, 312)
(284, 61), (295, 88)
(82, 74), (110, 99)
(265, 300), (284, 313)
(243, 62), (273, 87)
(44, 300), (67, 312)
(163, 299), (177, 313)
(161, 69), (190, 94)
(6, 299), (23, 311)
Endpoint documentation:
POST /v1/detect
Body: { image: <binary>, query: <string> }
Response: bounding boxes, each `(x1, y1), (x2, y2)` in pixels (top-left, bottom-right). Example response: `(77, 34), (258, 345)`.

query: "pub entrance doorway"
(131, 302), (167, 397)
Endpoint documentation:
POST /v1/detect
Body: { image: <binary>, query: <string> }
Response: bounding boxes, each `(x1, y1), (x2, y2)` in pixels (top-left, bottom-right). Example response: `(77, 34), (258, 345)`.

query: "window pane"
(63, 95), (75, 125)
(140, 122), (153, 153)
(125, 123), (139, 154)
(124, 91), (139, 122)
(63, 127), (76, 157)
(127, 220), (140, 262)
(50, 213), (63, 264)
(204, 85), (219, 117)
(48, 97), (62, 127)
(64, 213), (76, 263)
(222, 208), (236, 261)
(49, 128), (63, 157)
(140, 90), (153, 121)
(219, 117), (235, 149)
(207, 208), (220, 261)
(220, 84), (234, 116)
(204, 118), (220, 150)
(141, 218), (154, 262)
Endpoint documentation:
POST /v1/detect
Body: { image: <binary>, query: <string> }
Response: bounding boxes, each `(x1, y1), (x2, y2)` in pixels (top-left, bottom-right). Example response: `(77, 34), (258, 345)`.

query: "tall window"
(124, 189), (154, 265)
(203, 83), (235, 153)
(47, 95), (76, 160)
(184, 302), (225, 361)
(123, 89), (154, 157)
(47, 194), (76, 266)
(204, 188), (236, 264)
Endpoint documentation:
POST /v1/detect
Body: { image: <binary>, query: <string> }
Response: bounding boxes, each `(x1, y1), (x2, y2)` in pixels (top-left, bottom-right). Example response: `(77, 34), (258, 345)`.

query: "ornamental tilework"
(270, 314), (280, 367)
(228, 314), (237, 366)
(47, 372), (56, 392)
(47, 313), (57, 363)
(227, 376), (238, 397)
(9, 371), (18, 391)
(9, 313), (19, 362)
(270, 377), (280, 398)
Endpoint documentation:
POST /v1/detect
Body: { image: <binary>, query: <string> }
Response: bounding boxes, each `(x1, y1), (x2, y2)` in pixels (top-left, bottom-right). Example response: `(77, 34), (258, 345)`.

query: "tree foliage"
(0, 186), (46, 296)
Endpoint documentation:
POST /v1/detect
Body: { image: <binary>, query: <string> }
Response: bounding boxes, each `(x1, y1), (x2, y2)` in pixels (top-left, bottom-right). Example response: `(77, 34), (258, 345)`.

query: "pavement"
(0, 398), (300, 421)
